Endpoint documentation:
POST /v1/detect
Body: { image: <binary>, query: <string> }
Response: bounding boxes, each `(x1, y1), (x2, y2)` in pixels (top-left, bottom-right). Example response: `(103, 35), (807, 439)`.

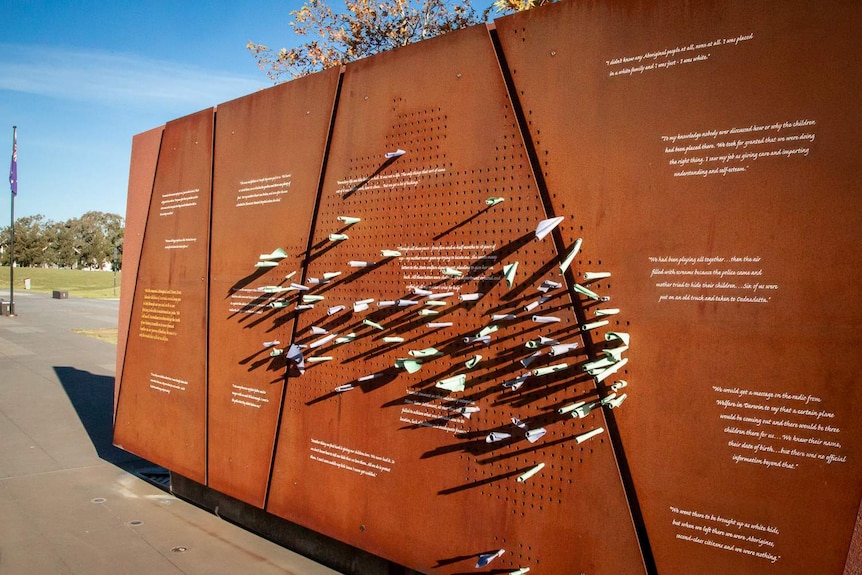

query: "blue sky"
(2, 0), (305, 224)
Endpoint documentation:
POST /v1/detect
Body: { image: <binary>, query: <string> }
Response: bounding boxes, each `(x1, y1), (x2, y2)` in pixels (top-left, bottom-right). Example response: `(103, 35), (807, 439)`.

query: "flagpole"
(9, 126), (15, 317)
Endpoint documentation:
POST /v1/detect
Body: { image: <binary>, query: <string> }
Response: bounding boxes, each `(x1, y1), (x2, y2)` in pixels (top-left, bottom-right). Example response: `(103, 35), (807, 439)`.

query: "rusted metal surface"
(206, 68), (341, 507)
(114, 109), (214, 484)
(495, 1), (862, 573)
(264, 25), (644, 574)
(115, 125), (162, 415)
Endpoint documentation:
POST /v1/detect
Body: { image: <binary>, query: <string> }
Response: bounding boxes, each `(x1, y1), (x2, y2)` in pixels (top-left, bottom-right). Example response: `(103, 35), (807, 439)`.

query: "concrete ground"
(0, 291), (341, 575)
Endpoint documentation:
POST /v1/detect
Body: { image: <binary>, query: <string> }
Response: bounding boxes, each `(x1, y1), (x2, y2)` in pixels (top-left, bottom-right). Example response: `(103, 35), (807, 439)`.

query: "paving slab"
(0, 292), (342, 575)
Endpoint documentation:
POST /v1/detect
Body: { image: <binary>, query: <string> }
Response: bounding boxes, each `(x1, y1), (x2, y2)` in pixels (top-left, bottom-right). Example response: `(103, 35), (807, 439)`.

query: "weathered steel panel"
(495, 1), (862, 573)
(207, 68), (341, 507)
(114, 109), (213, 484)
(265, 24), (645, 574)
(115, 125), (163, 414)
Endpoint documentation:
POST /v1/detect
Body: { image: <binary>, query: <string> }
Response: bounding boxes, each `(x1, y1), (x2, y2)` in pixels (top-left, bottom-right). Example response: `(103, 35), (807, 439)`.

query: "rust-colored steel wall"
(495, 1), (862, 574)
(115, 125), (162, 414)
(207, 68), (340, 507)
(264, 24), (645, 574)
(114, 109), (214, 484)
(114, 1), (862, 573)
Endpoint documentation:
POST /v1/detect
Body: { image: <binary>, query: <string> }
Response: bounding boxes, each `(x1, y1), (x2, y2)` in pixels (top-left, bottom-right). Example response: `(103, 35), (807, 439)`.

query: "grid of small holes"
(284, 102), (562, 408)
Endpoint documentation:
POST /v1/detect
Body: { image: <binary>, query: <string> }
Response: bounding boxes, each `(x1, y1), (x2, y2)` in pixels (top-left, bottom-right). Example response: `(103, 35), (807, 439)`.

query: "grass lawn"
(0, 266), (122, 299)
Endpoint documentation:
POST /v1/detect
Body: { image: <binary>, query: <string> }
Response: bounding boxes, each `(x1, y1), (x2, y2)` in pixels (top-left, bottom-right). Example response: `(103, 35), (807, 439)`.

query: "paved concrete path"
(0, 291), (341, 575)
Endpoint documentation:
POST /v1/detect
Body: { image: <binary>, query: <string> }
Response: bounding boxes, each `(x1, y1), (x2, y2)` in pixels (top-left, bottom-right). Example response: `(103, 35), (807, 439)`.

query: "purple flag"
(9, 129), (16, 196)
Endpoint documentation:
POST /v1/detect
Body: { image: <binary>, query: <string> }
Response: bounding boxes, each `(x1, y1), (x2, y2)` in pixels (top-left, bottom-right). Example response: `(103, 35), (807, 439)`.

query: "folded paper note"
(532, 363), (568, 376)
(306, 356), (333, 363)
(260, 286), (289, 293)
(262, 340), (281, 348)
(606, 393), (628, 409)
(348, 260), (372, 267)
(517, 463), (545, 483)
(289, 282), (309, 291)
(259, 248), (288, 261)
(441, 267), (462, 277)
(459, 406), (480, 418)
(412, 287), (433, 296)
(477, 325), (499, 338)
(425, 300), (447, 306)
(611, 380), (628, 391)
(581, 320), (609, 331)
(594, 357), (629, 383)
(535, 216), (564, 241)
(465, 355), (482, 369)
(385, 149), (406, 158)
(328, 233), (348, 242)
(397, 299), (418, 306)
(491, 313), (516, 321)
(503, 262), (519, 287)
(395, 358), (423, 373)
(485, 196), (505, 206)
(463, 335), (491, 345)
(269, 348), (284, 357)
(539, 279), (562, 291)
(309, 333), (338, 349)
(595, 308), (620, 316)
(381, 249), (402, 257)
(532, 315), (561, 323)
(476, 550), (505, 568)
(520, 351), (541, 367)
(428, 291), (454, 300)
(558, 401), (585, 415)
(427, 322), (453, 328)
(502, 373), (529, 390)
(510, 569), (531, 575)
(605, 331), (631, 345)
(302, 294), (325, 303)
(459, 292), (481, 302)
(409, 347), (441, 357)
(353, 299), (374, 312)
(254, 261), (278, 268)
(436, 374), (466, 392)
(559, 238), (583, 274)
(334, 383), (356, 393)
(382, 336), (405, 343)
(573, 283), (600, 300)
(524, 297), (549, 312)
(377, 300), (396, 307)
(334, 333), (356, 344)
(286, 344), (305, 374)
(323, 271), (342, 280)
(267, 301), (289, 309)
(525, 427), (547, 443)
(310, 326), (327, 335)
(337, 215), (361, 225)
(583, 271), (611, 280)
(418, 309), (438, 316)
(363, 319), (384, 330)
(328, 305), (345, 316)
(576, 427), (604, 444)
(486, 432), (511, 443)
(285, 271), (297, 280)
(295, 304), (314, 310)
(549, 343), (579, 356)
(604, 345), (628, 362)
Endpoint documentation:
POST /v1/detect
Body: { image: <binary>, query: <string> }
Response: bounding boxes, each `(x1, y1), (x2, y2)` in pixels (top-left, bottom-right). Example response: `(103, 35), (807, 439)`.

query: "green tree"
(0, 215), (52, 267)
(248, 0), (483, 81)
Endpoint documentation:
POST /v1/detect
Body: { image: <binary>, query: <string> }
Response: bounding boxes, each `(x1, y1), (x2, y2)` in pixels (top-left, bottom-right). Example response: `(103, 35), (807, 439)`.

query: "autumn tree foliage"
(248, 0), (491, 81)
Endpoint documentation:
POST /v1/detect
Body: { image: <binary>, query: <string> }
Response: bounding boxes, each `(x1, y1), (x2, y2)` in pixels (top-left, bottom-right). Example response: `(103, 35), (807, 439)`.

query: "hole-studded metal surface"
(205, 68), (341, 508)
(264, 25), (643, 574)
(496, 1), (862, 574)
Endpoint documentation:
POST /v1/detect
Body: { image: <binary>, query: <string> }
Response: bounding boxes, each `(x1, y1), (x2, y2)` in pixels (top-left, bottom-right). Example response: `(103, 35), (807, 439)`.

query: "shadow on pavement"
(54, 366), (164, 480)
